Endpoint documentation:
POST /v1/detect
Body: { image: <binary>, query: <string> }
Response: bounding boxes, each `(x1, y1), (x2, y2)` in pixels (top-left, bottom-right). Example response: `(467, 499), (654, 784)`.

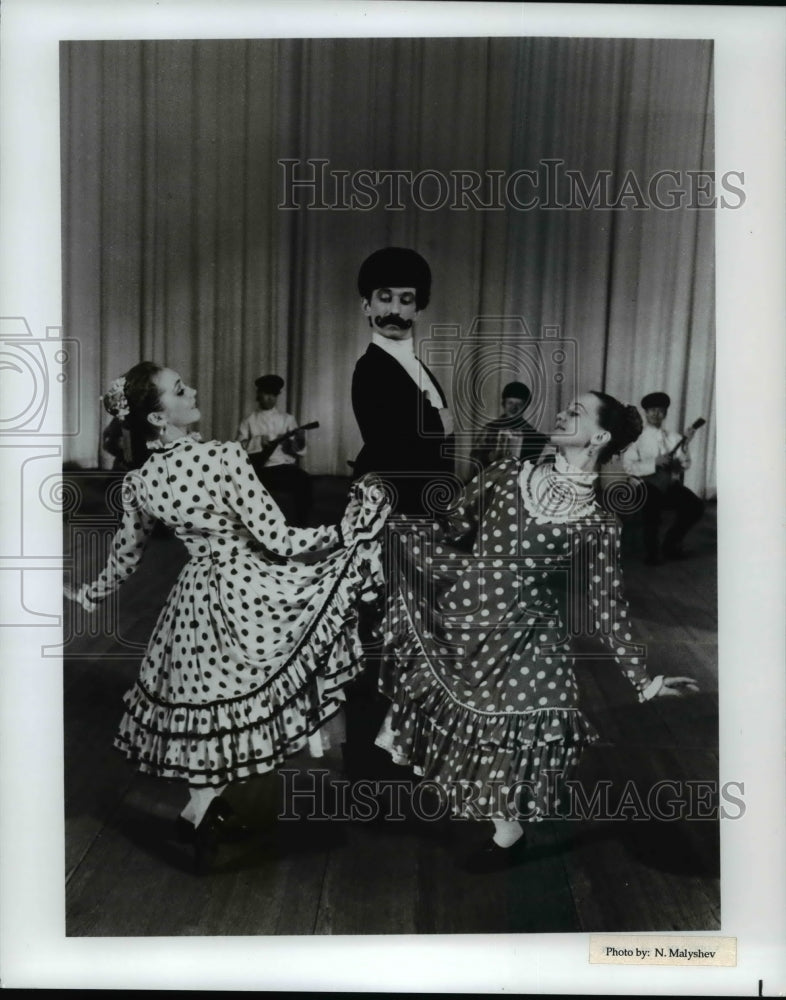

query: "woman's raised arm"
(65, 472), (155, 610)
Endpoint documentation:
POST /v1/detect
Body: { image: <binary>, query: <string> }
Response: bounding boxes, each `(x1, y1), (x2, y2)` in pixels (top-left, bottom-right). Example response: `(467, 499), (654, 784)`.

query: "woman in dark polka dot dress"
(66, 362), (390, 871)
(375, 391), (698, 873)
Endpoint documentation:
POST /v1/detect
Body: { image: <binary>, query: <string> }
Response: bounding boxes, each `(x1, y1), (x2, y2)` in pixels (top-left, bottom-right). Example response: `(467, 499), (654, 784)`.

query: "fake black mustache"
(373, 314), (413, 330)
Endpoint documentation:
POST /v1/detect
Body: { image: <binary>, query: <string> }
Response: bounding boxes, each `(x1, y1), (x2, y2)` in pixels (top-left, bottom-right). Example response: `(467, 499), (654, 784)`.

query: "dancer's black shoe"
(461, 836), (527, 875)
(175, 798), (254, 871)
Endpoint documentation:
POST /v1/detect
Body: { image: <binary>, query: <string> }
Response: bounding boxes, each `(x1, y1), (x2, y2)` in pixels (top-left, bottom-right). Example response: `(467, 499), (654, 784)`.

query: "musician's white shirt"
(237, 408), (304, 467)
(621, 424), (691, 478)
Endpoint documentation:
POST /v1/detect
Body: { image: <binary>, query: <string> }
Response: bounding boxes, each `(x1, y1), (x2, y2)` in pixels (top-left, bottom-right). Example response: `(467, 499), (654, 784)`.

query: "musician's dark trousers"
(249, 459), (313, 526)
(642, 480), (705, 559)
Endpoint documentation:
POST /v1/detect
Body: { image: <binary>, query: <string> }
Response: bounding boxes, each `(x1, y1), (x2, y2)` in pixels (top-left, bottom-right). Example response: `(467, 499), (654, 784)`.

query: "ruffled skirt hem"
(114, 541), (381, 786)
(375, 638), (599, 820)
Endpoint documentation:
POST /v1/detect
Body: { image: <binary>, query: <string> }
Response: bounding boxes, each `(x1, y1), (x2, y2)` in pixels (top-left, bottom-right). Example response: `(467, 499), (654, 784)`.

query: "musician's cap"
(502, 381), (532, 406)
(641, 391), (670, 410)
(357, 247), (431, 309)
(255, 374), (284, 394)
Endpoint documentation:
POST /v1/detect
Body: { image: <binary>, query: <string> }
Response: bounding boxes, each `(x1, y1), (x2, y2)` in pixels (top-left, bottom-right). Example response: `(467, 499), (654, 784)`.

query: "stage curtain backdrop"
(61, 37), (715, 497)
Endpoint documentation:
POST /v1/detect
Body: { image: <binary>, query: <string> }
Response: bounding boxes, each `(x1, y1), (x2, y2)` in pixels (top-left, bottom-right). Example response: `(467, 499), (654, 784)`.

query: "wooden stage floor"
(63, 473), (720, 936)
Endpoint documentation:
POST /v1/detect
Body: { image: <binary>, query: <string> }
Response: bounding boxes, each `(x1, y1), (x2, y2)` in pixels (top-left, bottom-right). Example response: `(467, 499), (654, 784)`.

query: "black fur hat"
(502, 381), (532, 406)
(357, 247), (432, 310)
(641, 391), (671, 410)
(255, 374), (284, 394)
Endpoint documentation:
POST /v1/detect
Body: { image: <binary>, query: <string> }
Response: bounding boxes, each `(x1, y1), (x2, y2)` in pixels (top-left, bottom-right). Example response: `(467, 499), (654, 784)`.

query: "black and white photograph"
(0, 1), (784, 993)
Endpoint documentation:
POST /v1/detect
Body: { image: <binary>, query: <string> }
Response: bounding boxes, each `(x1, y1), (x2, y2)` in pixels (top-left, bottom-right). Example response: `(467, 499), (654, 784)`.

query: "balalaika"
(255, 420), (319, 466)
(647, 417), (706, 493)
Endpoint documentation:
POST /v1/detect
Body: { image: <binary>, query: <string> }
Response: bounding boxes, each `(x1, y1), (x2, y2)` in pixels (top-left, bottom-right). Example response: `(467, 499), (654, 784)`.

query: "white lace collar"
(518, 455), (598, 524)
(552, 450), (599, 484)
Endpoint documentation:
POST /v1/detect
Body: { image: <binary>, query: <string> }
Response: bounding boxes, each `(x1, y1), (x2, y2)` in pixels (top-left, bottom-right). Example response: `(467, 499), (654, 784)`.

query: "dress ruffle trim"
(374, 628), (600, 819)
(375, 704), (589, 821)
(114, 540), (382, 786)
(380, 637), (599, 755)
(518, 457), (599, 524)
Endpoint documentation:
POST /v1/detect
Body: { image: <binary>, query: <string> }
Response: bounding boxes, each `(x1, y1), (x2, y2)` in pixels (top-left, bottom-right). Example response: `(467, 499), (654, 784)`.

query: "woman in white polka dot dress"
(375, 390), (698, 873)
(66, 362), (390, 871)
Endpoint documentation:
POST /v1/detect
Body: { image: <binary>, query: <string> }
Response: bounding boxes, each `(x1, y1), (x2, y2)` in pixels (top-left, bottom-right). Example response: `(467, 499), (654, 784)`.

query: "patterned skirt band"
(190, 539), (287, 566)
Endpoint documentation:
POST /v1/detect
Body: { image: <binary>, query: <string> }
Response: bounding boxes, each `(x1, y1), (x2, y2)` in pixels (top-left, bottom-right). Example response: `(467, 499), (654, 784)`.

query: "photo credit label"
(589, 935), (737, 967)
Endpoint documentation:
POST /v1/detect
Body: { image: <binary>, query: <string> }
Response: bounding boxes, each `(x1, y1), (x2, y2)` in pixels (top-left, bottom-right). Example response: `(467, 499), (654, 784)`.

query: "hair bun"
(592, 390), (644, 466)
(620, 404), (643, 450)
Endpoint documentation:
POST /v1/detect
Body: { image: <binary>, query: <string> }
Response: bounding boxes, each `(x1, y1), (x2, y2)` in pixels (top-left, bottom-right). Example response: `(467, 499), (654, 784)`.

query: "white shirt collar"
(371, 331), (416, 358)
(369, 331), (444, 408)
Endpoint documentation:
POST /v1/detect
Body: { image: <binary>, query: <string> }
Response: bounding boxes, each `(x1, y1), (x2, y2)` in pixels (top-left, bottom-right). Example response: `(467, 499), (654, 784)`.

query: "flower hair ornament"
(102, 377), (130, 420)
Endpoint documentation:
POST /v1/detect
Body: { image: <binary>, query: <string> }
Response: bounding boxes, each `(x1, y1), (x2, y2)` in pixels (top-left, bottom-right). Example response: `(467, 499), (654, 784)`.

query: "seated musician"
(237, 374), (313, 525)
(470, 381), (550, 471)
(621, 391), (704, 564)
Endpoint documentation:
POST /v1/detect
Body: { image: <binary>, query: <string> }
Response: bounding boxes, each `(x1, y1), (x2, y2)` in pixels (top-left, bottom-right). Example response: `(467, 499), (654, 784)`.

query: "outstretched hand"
(341, 474), (392, 544)
(657, 675), (700, 697)
(64, 583), (96, 612)
(352, 473), (390, 508)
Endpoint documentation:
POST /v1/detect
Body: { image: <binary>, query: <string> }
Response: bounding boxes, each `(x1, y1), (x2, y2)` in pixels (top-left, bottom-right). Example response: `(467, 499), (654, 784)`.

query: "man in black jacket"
(345, 248), (455, 802)
(351, 246), (455, 515)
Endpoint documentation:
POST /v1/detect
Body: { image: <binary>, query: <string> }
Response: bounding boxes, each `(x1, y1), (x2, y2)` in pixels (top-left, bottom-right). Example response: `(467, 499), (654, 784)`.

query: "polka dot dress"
(81, 439), (386, 787)
(375, 458), (652, 821)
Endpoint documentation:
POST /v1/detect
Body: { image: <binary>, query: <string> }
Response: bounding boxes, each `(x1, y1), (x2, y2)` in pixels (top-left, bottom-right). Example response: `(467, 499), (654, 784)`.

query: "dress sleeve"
(434, 467), (482, 547)
(571, 517), (654, 701)
(77, 472), (156, 607)
(339, 474), (392, 543)
(220, 442), (339, 555)
(436, 458), (513, 548)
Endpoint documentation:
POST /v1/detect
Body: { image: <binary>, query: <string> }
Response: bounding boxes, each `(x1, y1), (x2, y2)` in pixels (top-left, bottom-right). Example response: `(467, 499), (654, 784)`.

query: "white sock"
(181, 785), (226, 827)
(491, 817), (524, 848)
